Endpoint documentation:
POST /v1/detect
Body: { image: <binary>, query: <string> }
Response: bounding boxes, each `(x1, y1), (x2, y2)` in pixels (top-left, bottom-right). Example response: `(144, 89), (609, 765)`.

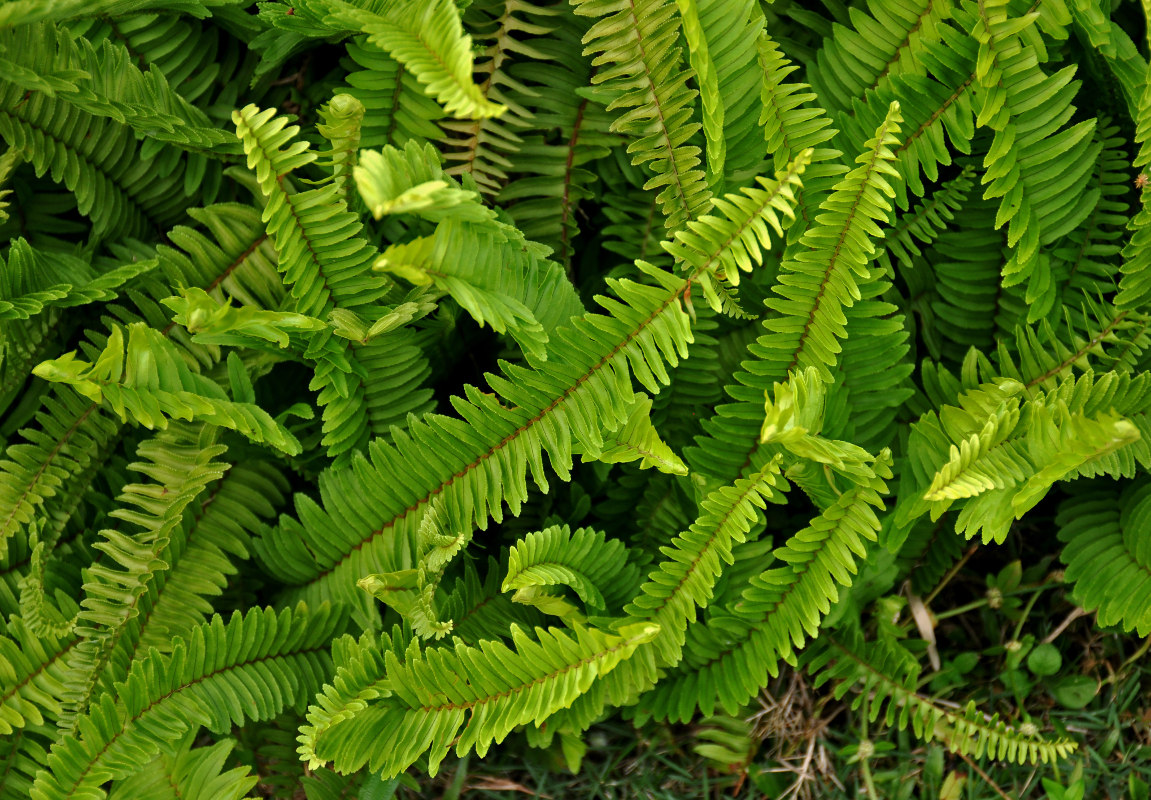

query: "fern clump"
(3, 0), (1151, 797)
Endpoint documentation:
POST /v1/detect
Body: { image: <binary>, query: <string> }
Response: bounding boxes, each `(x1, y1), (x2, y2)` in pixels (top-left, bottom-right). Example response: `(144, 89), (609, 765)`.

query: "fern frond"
(256, 155), (808, 606)
(0, 613), (76, 734)
(960, 0), (1101, 322)
(437, 0), (555, 196)
(686, 104), (902, 484)
(640, 453), (891, 721)
(572, 0), (712, 232)
(1116, 61), (1151, 311)
(33, 604), (341, 800)
(55, 424), (228, 730)
(590, 393), (687, 475)
(624, 457), (787, 667)
(1, 22), (238, 158)
(897, 372), (1151, 544)
(299, 621), (657, 778)
(106, 737), (257, 800)
(315, 93), (365, 206)
(808, 626), (1078, 764)
(0, 0), (242, 29)
(341, 35), (444, 149)
(316, 0), (506, 120)
(498, 10), (615, 267)
(809, 0), (953, 115)
(503, 524), (640, 616)
(375, 218), (583, 361)
(0, 388), (121, 560)
(0, 83), (191, 238)
(33, 324), (301, 454)
(232, 105), (385, 316)
(1058, 482), (1151, 635)
(442, 556), (547, 646)
(0, 239), (154, 322)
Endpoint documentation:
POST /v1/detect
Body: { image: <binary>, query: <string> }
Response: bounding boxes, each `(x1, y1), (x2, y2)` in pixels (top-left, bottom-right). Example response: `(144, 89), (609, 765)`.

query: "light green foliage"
(6, 0), (1151, 797)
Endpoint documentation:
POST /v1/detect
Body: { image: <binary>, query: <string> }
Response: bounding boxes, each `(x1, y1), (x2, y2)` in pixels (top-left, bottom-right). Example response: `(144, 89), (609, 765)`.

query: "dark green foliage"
(3, 0), (1151, 798)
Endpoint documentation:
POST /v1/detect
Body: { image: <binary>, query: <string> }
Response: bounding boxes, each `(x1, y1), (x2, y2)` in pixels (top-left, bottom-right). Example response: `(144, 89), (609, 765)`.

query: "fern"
(4, 3), (1150, 794)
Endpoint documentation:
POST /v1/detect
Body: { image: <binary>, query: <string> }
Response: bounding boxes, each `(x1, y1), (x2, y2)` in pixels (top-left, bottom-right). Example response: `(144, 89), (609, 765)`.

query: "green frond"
(589, 393), (687, 475)
(876, 166), (974, 273)
(757, 33), (847, 248)
(256, 155), (808, 607)
(315, 93), (365, 206)
(0, 22), (238, 157)
(33, 604), (341, 800)
(0, 83), (191, 239)
(234, 104), (409, 460)
(572, 0), (712, 232)
(162, 287), (326, 349)
(896, 372), (1151, 544)
(155, 202), (283, 310)
(685, 104), (902, 485)
(809, 0), (953, 116)
(375, 218), (583, 361)
(624, 457), (787, 668)
(808, 625), (1078, 765)
(299, 621), (658, 779)
(674, 0), (724, 189)
(764, 103), (902, 384)
(65, 8), (247, 108)
(33, 324), (301, 454)
(640, 453), (891, 721)
(18, 535), (78, 639)
(315, 0), (506, 120)
(56, 424), (229, 730)
(1058, 481), (1151, 635)
(498, 10), (616, 267)
(354, 141), (489, 222)
(340, 36), (444, 149)
(1051, 120), (1129, 307)
(1117, 62), (1151, 311)
(441, 556), (547, 646)
(232, 104), (386, 316)
(0, 145), (19, 223)
(135, 458), (289, 652)
(107, 737), (257, 800)
(759, 367), (885, 494)
(662, 147), (808, 292)
(437, 0), (556, 197)
(0, 239), (155, 322)
(0, 0), (244, 30)
(503, 524), (640, 617)
(693, 0), (766, 184)
(358, 496), (471, 640)
(993, 298), (1151, 394)
(0, 387), (120, 560)
(959, 0), (1101, 322)
(0, 613), (76, 734)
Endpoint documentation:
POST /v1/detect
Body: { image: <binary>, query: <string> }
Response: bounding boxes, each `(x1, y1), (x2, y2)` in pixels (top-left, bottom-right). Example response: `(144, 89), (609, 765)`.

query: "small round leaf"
(1026, 643), (1062, 676)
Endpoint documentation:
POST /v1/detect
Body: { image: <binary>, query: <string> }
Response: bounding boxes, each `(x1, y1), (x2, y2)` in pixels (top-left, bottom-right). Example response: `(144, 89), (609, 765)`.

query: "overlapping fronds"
(809, 0), (953, 115)
(640, 451), (891, 721)
(308, 0), (506, 120)
(33, 324), (301, 454)
(299, 621), (658, 778)
(503, 524), (640, 618)
(33, 604), (341, 800)
(687, 103), (903, 484)
(254, 155), (808, 607)
(572, 0), (712, 232)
